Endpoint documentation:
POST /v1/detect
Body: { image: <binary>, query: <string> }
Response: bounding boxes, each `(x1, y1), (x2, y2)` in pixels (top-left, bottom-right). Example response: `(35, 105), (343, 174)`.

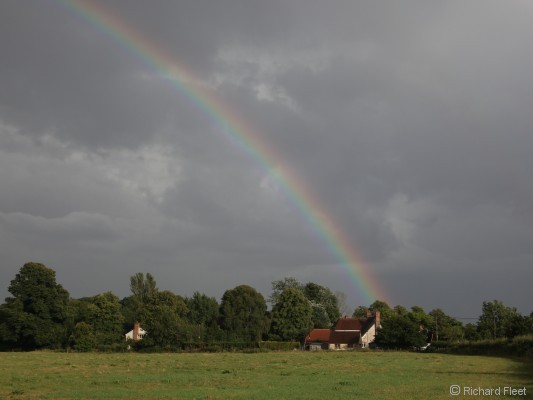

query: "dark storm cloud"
(1, 1), (532, 316)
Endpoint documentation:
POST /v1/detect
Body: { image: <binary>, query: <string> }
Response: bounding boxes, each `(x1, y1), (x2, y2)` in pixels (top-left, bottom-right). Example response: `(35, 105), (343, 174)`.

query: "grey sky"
(1, 1), (532, 318)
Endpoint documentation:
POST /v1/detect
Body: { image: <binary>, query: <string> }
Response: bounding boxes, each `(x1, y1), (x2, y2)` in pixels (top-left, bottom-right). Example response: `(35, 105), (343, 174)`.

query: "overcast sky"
(1, 1), (532, 318)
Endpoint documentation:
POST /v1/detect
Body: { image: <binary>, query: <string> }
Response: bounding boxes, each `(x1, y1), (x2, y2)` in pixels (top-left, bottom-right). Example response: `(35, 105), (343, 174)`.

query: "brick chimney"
(375, 311), (381, 328)
(133, 321), (140, 341)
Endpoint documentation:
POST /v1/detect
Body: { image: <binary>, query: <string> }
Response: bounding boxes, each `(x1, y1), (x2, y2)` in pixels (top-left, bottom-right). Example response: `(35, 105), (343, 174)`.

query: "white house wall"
(360, 324), (376, 347)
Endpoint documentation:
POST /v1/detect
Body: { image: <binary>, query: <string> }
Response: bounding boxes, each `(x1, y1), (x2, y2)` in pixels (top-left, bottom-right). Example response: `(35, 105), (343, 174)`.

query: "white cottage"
(125, 321), (146, 341)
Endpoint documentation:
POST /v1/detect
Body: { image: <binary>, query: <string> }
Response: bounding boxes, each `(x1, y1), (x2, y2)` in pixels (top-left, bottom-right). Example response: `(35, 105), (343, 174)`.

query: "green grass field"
(1, 351), (531, 399)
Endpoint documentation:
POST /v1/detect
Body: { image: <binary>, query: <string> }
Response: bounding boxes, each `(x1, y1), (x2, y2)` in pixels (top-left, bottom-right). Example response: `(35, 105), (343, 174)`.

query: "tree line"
(1, 262), (532, 351)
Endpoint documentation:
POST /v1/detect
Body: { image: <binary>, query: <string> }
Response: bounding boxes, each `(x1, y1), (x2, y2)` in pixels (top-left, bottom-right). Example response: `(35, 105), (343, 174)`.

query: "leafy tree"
(135, 290), (189, 348)
(270, 278), (339, 328)
(407, 306), (433, 328)
(477, 300), (522, 339)
(353, 305), (370, 318)
(463, 323), (480, 341)
(334, 291), (351, 316)
(119, 295), (138, 328)
(303, 282), (340, 326)
(69, 322), (97, 352)
(0, 301), (19, 347)
(219, 285), (267, 342)
(428, 308), (464, 341)
(0, 262), (70, 349)
(186, 292), (219, 326)
(130, 272), (158, 302)
(129, 272), (158, 322)
(375, 314), (427, 349)
(393, 305), (409, 316)
(369, 300), (393, 320)
(142, 301), (184, 348)
(504, 313), (532, 338)
(270, 288), (312, 342)
(84, 292), (125, 345)
(156, 290), (189, 318)
(309, 302), (331, 328)
(185, 292), (222, 342)
(269, 277), (304, 305)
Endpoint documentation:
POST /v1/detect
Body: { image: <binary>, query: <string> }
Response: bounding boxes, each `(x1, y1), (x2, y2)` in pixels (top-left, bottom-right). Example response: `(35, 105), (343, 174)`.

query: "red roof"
(330, 330), (360, 345)
(305, 329), (331, 343)
(334, 316), (375, 333)
(305, 328), (361, 345)
(305, 316), (377, 346)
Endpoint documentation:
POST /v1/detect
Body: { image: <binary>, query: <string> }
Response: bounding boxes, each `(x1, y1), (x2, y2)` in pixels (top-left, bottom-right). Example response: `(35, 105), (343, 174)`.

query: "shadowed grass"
(0, 351), (531, 399)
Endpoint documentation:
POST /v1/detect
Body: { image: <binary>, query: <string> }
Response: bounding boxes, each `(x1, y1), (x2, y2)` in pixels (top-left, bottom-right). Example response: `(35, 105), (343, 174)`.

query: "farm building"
(305, 311), (380, 350)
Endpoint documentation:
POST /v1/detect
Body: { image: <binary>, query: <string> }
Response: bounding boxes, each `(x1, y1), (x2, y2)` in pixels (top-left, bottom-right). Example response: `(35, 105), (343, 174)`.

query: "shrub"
(431, 334), (533, 359)
(258, 341), (300, 351)
(69, 322), (96, 352)
(96, 343), (129, 352)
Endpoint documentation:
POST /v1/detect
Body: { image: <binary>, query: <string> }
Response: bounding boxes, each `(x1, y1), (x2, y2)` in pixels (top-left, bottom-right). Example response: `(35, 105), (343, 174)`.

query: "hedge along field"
(1, 351), (532, 400)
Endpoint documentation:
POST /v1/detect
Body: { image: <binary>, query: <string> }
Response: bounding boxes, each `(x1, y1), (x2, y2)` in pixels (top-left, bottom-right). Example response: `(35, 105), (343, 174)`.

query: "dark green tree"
(155, 290), (188, 318)
(85, 292), (125, 345)
(137, 290), (189, 348)
(504, 313), (532, 338)
(129, 272), (158, 322)
(69, 322), (97, 352)
(269, 277), (304, 305)
(309, 302), (331, 328)
(270, 288), (312, 341)
(185, 292), (222, 343)
(353, 305), (370, 318)
(0, 262), (70, 349)
(407, 306), (433, 328)
(477, 300), (522, 339)
(369, 300), (393, 320)
(428, 308), (464, 341)
(142, 304), (182, 348)
(270, 278), (340, 328)
(464, 323), (480, 341)
(375, 314), (427, 349)
(303, 282), (340, 326)
(119, 295), (138, 328)
(186, 292), (219, 326)
(393, 305), (409, 316)
(219, 285), (268, 343)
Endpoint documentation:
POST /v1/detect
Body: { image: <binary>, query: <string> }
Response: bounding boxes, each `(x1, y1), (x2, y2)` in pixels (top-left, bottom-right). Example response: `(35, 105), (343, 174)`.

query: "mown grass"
(1, 351), (531, 399)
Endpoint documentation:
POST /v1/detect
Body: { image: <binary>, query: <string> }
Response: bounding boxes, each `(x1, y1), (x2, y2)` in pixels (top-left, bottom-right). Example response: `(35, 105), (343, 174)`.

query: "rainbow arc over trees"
(57, 0), (389, 305)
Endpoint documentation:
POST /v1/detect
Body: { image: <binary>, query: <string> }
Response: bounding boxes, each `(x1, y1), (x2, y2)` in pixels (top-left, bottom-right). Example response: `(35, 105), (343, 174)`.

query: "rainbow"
(55, 0), (388, 305)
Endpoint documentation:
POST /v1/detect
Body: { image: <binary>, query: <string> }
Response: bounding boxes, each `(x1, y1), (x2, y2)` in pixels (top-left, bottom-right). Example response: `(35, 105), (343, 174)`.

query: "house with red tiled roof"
(305, 311), (381, 350)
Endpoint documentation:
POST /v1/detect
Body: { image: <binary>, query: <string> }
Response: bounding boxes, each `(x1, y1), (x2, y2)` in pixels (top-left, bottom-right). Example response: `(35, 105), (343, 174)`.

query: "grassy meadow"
(1, 351), (531, 399)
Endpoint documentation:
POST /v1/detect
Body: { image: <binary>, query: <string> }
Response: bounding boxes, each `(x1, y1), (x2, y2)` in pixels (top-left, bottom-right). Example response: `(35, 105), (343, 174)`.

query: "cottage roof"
(305, 314), (379, 348)
(333, 316), (376, 333)
(329, 330), (361, 344)
(305, 329), (331, 343)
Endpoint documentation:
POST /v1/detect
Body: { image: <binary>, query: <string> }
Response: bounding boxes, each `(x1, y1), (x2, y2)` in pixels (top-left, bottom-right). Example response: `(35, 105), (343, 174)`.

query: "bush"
(205, 345), (223, 353)
(69, 322), (96, 352)
(242, 348), (270, 353)
(129, 341), (261, 352)
(430, 334), (533, 359)
(96, 343), (129, 353)
(258, 341), (300, 351)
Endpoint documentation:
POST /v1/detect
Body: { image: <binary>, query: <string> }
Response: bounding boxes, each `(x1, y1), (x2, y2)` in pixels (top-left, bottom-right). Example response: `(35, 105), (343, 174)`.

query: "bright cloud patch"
(0, 121), (182, 206)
